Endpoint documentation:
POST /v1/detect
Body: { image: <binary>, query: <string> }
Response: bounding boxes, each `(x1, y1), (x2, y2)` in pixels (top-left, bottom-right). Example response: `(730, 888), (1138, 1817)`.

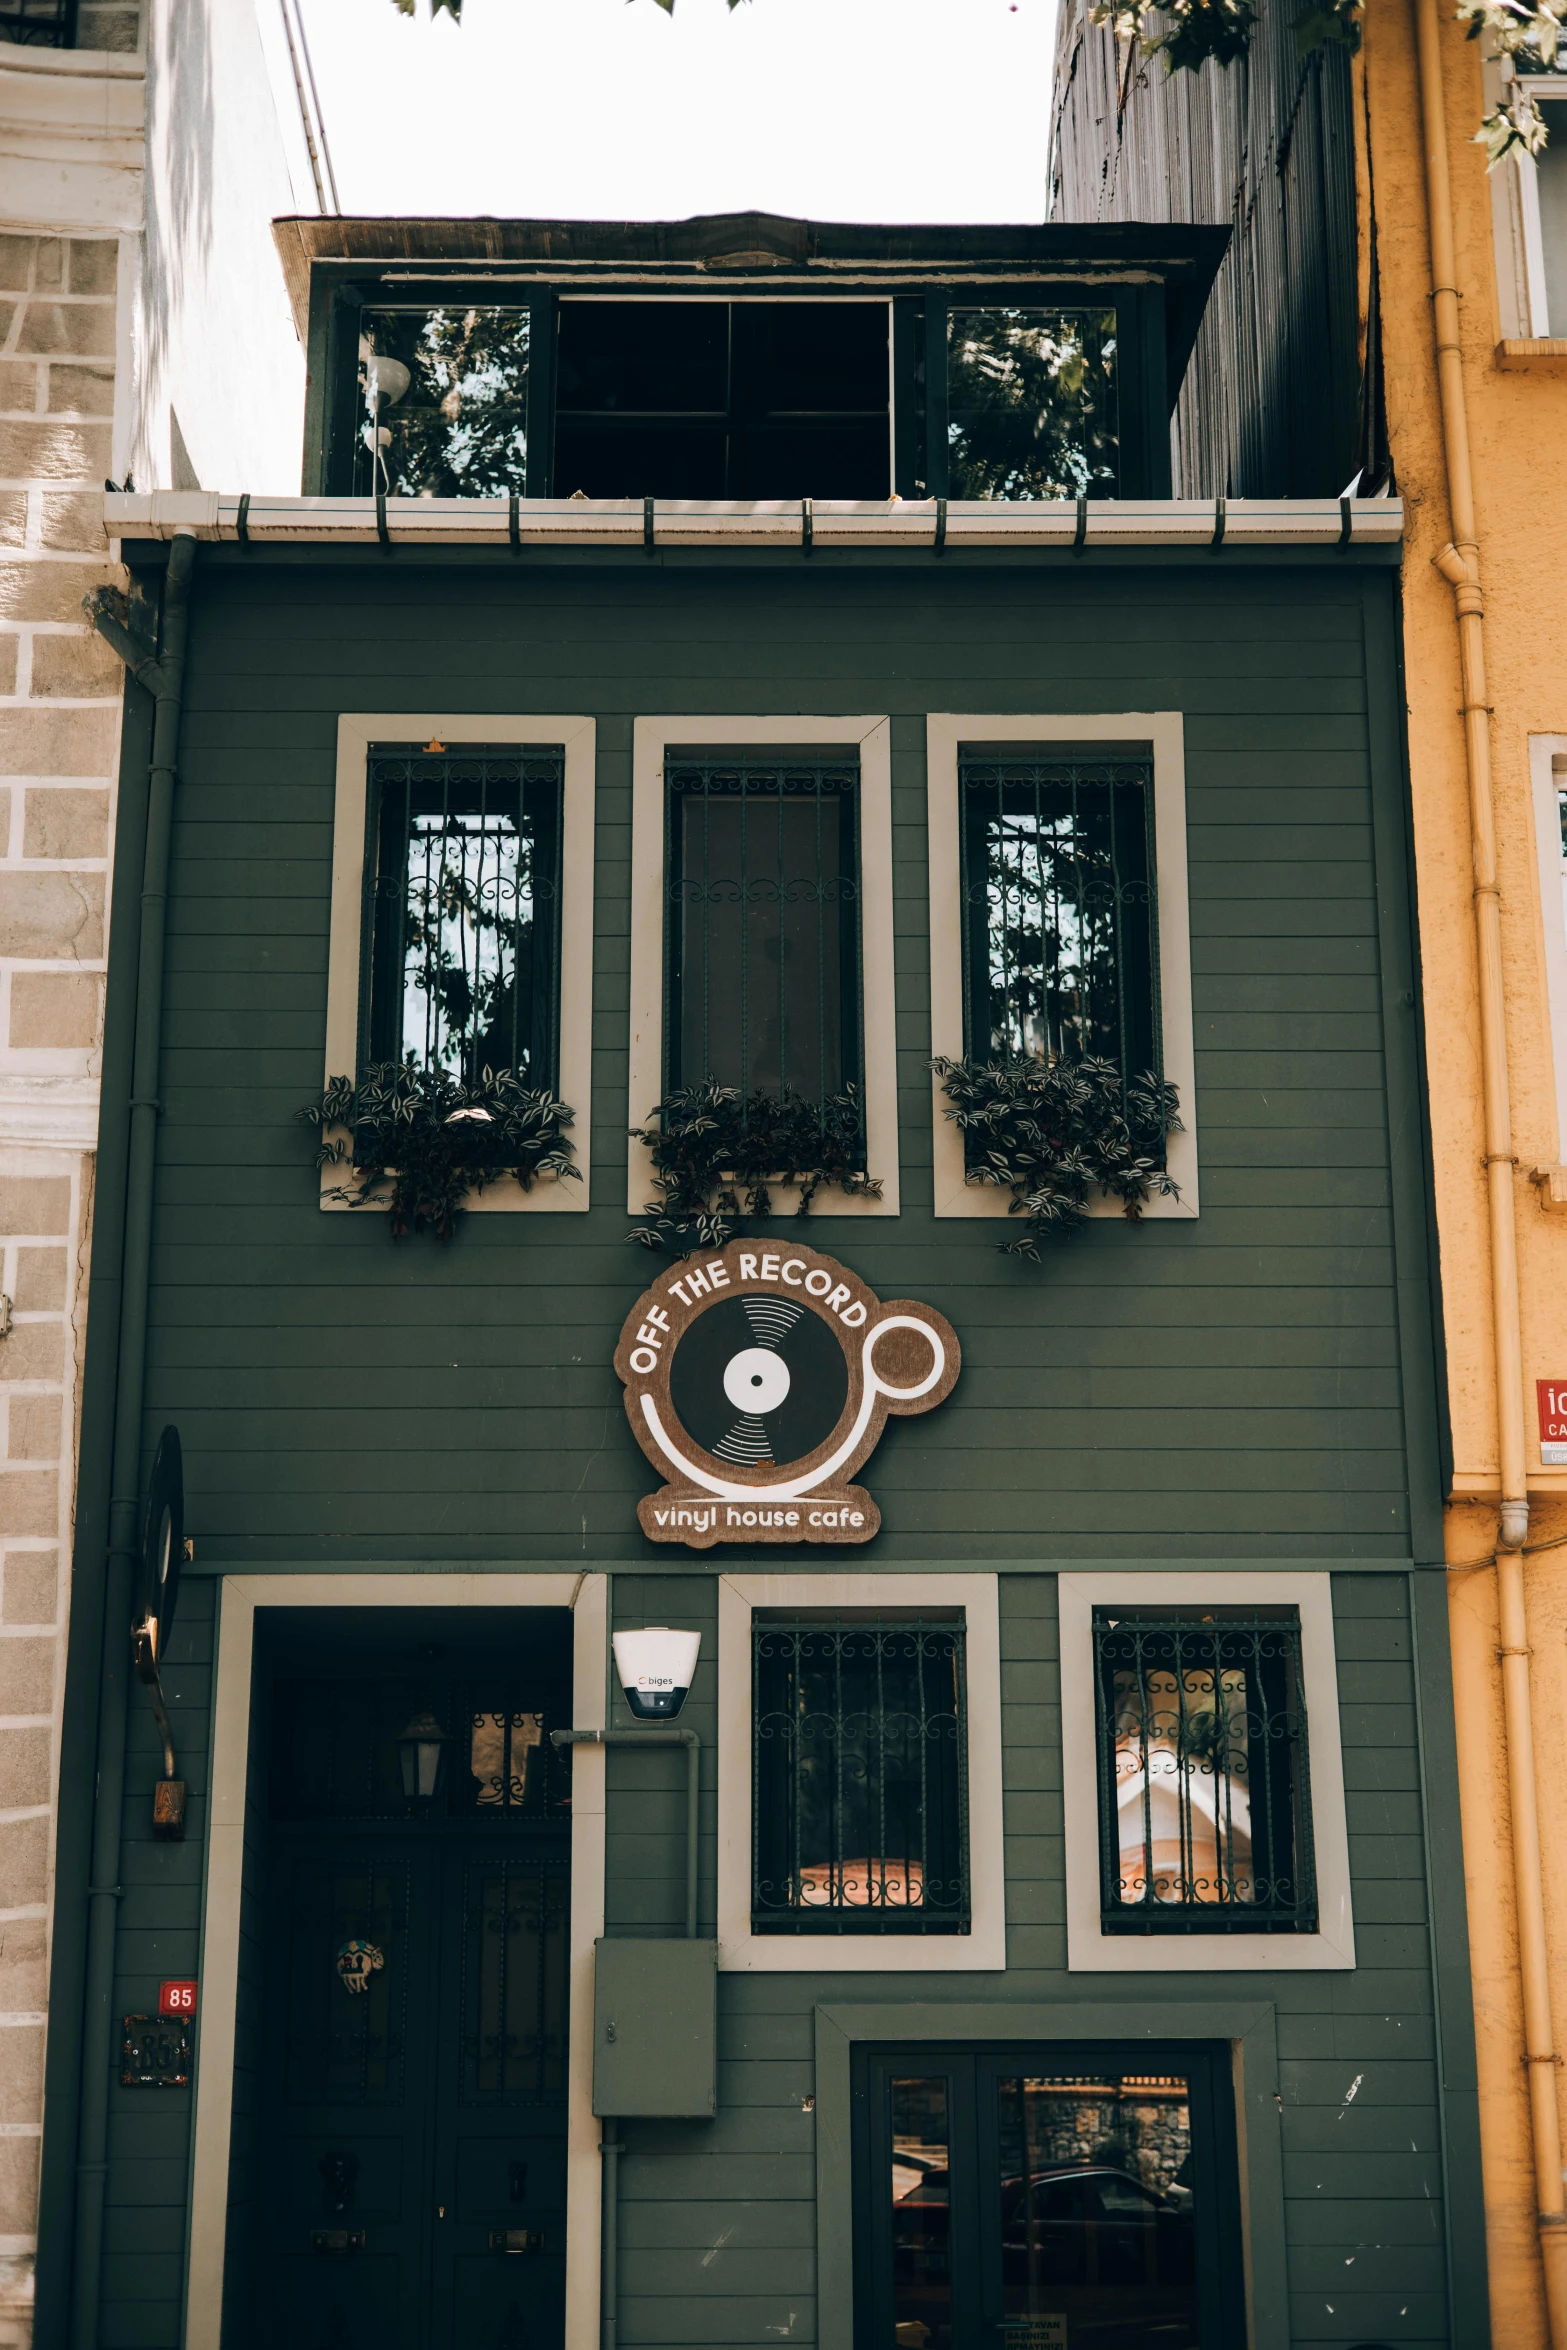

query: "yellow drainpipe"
(1413, 0), (1567, 2326)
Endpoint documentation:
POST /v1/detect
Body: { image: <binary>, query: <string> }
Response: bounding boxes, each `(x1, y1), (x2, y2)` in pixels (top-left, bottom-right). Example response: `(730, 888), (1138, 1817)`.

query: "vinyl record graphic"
(669, 1294), (850, 1467)
(615, 1239), (960, 1550)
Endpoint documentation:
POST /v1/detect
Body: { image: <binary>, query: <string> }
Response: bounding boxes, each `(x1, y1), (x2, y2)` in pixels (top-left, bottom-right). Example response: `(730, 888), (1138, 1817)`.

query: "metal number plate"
(309, 2229), (366, 2254)
(488, 2229), (545, 2254)
(120, 2015), (191, 2089)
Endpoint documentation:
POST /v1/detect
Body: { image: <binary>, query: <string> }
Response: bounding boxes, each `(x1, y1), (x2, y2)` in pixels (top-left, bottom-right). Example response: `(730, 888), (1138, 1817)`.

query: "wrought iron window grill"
(271, 1675), (573, 1824)
(958, 752), (1159, 1088)
(1092, 1610), (1317, 1934)
(752, 1618), (969, 1934)
(360, 741), (564, 1090)
(665, 750), (864, 1134)
(0, 0), (76, 46)
(459, 1858), (570, 2104)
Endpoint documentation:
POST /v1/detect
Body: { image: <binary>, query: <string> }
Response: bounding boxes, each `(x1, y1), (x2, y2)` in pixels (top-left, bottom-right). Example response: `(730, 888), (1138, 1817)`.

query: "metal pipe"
(550, 1724), (701, 2350)
(1412, 3), (1566, 2331)
(549, 1726), (701, 1937)
(69, 531), (197, 2350)
(599, 2119), (621, 2350)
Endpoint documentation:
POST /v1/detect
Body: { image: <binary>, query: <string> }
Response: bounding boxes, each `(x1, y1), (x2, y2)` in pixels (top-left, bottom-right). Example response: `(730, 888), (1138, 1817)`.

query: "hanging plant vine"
(299, 1061), (580, 1241)
(932, 1054), (1182, 1261)
(629, 1080), (881, 1255)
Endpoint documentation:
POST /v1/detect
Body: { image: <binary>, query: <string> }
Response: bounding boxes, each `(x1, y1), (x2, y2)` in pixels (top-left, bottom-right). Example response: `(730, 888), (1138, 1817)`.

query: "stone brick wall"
(0, 229), (122, 2350)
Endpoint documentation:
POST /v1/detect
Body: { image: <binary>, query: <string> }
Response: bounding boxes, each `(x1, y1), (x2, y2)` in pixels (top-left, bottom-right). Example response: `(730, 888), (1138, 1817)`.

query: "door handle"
(309, 2229), (366, 2254)
(488, 2229), (545, 2254)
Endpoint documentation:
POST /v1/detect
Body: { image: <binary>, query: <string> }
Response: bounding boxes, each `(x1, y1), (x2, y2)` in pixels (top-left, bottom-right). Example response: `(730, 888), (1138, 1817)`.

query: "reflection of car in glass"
(999, 2164), (1196, 2292)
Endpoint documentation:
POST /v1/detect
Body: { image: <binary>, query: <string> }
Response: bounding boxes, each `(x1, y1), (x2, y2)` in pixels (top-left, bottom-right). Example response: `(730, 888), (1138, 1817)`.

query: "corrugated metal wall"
(1050, 0), (1365, 499)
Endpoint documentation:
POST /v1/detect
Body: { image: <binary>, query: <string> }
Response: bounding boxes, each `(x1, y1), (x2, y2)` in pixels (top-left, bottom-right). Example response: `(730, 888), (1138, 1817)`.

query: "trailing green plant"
(299, 1060), (580, 1241)
(932, 1054), (1181, 1261)
(629, 1079), (881, 1255)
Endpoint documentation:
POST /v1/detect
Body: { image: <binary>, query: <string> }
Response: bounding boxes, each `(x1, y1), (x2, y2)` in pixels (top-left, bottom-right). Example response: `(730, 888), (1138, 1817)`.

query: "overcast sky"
(293, 0), (1057, 223)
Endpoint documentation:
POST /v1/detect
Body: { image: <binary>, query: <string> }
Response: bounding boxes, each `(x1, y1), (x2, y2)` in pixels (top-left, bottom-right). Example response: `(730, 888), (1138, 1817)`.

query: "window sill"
(932, 1168), (1197, 1224)
(1496, 338), (1567, 367)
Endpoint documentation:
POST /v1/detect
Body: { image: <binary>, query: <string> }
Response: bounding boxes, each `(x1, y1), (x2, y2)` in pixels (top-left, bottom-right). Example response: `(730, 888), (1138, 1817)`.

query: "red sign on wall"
(157, 1980), (197, 2017)
(1538, 1382), (1567, 1466)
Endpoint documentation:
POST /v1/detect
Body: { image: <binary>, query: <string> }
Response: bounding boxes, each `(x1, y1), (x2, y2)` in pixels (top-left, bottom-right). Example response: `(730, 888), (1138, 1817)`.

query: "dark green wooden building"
(39, 215), (1480, 2350)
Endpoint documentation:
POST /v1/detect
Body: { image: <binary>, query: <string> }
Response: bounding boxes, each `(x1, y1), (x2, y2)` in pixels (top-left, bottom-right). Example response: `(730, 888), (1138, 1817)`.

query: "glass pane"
(1095, 1614), (1315, 1933)
(960, 755), (1155, 1073)
(891, 2077), (952, 2350)
(666, 757), (861, 1107)
(996, 2072), (1198, 2350)
(357, 306), (529, 497)
(1537, 101), (1567, 336)
(947, 309), (1118, 501)
(752, 1623), (967, 1934)
(284, 1860), (408, 2106)
(367, 745), (563, 1088)
(462, 1862), (570, 2103)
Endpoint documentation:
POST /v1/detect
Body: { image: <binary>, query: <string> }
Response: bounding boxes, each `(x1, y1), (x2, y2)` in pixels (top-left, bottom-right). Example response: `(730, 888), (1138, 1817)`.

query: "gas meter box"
(592, 1937), (717, 2117)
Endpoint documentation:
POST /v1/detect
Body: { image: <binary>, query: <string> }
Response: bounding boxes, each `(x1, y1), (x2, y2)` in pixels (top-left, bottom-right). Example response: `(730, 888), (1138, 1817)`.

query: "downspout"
(552, 1724), (702, 2350)
(1412, 4), (1567, 2332)
(68, 529), (197, 2350)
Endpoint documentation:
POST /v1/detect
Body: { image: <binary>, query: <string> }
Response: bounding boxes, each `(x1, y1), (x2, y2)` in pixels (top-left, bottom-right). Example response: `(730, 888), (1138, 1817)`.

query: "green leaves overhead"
(932, 1054), (1182, 1261)
(629, 1080), (880, 1256)
(300, 1061), (580, 1240)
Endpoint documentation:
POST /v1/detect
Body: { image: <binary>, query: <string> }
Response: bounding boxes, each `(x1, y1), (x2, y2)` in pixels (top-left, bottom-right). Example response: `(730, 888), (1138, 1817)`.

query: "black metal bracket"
(236, 493), (250, 547)
(509, 492), (521, 553)
(801, 499), (813, 556)
(934, 498), (947, 556)
(645, 495), (656, 556)
(1074, 495), (1088, 554)
(375, 491), (391, 552)
(1338, 495), (1354, 548)
(1210, 496), (1226, 550)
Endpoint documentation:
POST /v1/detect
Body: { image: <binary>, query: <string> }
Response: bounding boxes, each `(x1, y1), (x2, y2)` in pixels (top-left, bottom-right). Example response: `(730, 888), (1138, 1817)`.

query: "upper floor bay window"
(664, 745), (864, 1126)
(1093, 1606), (1317, 1935)
(311, 241), (1202, 501)
(959, 747), (1159, 1078)
(361, 740), (564, 1087)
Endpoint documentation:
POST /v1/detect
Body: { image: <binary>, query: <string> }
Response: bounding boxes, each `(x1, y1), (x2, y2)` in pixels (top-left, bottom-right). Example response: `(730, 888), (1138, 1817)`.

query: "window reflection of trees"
(357, 306), (530, 498)
(947, 308), (1118, 501)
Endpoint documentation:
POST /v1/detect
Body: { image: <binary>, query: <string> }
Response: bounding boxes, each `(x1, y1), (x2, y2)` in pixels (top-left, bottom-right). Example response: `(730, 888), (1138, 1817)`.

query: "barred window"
(752, 1618), (969, 1935)
(1093, 1608), (1317, 1934)
(959, 749), (1158, 1074)
(665, 749), (863, 1110)
(361, 741), (563, 1087)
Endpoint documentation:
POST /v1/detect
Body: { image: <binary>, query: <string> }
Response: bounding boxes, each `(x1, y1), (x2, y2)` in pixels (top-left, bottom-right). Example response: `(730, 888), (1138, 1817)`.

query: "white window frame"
(925, 713), (1198, 1220)
(322, 714), (596, 1212)
(715, 1572), (1005, 1971)
(626, 716), (900, 1217)
(1059, 1571), (1355, 1972)
(1530, 736), (1567, 1159)
(1487, 62), (1567, 337)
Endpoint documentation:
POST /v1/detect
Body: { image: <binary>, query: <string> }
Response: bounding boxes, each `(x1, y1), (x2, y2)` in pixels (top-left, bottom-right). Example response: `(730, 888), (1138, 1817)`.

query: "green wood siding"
(69, 547), (1482, 2349)
(144, 559), (1435, 1564)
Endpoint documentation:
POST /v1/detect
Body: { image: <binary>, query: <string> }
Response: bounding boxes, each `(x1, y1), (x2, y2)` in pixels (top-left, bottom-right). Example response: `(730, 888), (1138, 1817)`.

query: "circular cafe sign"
(615, 1239), (959, 1548)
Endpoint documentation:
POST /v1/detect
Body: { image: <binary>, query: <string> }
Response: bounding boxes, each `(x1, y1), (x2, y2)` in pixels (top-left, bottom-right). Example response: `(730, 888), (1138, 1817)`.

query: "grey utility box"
(592, 1937), (718, 2118)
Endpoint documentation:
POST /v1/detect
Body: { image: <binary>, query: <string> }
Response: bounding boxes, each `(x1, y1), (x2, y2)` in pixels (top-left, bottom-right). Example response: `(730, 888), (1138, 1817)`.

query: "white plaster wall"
(129, 0), (307, 494)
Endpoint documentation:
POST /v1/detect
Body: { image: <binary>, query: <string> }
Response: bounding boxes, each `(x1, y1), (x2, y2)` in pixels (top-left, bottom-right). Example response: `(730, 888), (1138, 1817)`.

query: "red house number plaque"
(158, 1980), (197, 2017)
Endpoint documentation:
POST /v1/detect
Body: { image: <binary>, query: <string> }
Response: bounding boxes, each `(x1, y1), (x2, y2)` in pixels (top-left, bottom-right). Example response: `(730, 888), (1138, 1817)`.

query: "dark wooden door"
(252, 1628), (573, 2350)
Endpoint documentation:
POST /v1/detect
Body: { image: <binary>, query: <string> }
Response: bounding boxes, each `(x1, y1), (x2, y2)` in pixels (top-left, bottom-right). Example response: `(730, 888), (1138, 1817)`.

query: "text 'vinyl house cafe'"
(39, 212), (1475, 2350)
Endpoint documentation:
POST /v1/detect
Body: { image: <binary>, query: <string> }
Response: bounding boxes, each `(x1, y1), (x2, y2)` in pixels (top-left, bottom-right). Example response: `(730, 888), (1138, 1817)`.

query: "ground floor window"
(853, 2041), (1244, 2350)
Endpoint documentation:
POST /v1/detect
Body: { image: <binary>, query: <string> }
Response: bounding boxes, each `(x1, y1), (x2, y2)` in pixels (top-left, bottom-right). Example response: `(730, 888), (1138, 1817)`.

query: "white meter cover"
(614, 1626), (702, 1719)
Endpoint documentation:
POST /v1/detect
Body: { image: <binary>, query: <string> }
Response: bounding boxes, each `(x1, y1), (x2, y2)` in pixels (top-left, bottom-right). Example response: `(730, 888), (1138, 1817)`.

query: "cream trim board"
(924, 714), (1198, 1221)
(323, 715), (596, 1212)
(1058, 1571), (1355, 1973)
(714, 1572), (1005, 1971)
(1530, 737), (1567, 1160)
(186, 1572), (607, 2350)
(626, 716), (900, 1218)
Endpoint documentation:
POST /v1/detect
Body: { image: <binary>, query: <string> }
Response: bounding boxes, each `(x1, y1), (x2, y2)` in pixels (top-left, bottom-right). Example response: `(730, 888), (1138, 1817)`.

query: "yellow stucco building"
(1364, 2), (1567, 2336)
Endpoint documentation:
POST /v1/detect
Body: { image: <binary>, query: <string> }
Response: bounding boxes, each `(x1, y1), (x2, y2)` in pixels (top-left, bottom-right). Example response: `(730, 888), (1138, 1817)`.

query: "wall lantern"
(396, 1709), (448, 1807)
(613, 1627), (702, 1720)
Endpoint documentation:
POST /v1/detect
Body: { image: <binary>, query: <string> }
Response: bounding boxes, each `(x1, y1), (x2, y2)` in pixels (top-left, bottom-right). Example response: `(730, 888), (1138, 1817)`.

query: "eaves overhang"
(270, 211), (1231, 413)
(107, 489), (1402, 554)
